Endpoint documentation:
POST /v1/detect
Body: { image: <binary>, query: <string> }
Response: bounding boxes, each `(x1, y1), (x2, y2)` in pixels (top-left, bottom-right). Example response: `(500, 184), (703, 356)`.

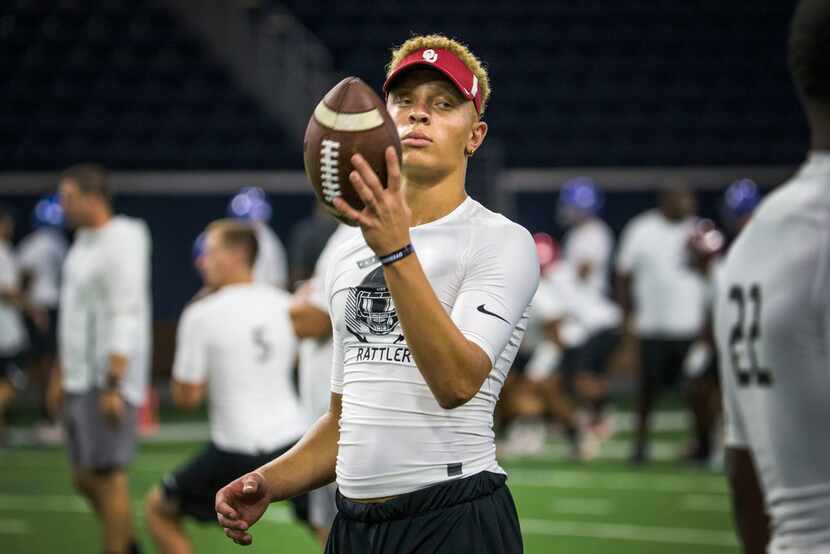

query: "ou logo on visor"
(422, 49), (438, 63)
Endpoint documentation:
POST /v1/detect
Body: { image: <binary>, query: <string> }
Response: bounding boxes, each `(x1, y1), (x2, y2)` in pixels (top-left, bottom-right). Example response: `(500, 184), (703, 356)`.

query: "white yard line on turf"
(0, 518), (31, 534)
(507, 468), (729, 494)
(520, 518), (738, 547)
(0, 493), (736, 546)
(0, 494), (87, 512)
(550, 497), (614, 515)
(681, 494), (732, 512)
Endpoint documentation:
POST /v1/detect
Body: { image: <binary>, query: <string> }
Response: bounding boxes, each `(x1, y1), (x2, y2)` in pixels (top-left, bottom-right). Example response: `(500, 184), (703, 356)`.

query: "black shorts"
(640, 337), (695, 389)
(559, 328), (620, 379)
(161, 442), (309, 524)
(325, 471), (522, 554)
(0, 353), (22, 381)
(23, 308), (58, 357)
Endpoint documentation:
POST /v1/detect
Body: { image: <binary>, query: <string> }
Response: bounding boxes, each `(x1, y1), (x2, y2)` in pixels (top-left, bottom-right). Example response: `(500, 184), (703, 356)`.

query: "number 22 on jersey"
(727, 283), (773, 387)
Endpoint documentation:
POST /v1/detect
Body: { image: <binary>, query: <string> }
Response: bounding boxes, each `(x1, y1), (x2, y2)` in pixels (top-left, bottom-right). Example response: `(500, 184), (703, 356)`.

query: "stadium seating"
(1, 1), (805, 169)
(1, 0), (297, 170)
(282, 0), (805, 167)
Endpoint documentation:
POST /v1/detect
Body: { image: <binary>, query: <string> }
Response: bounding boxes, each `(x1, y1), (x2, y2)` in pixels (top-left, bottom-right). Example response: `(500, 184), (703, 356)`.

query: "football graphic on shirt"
(345, 266), (402, 341)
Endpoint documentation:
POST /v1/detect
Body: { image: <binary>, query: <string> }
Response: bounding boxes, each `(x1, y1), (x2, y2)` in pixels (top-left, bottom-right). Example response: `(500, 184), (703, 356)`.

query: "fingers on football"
(333, 198), (371, 227)
(225, 527), (252, 545)
(349, 169), (377, 209)
(385, 147), (401, 193)
(351, 154), (385, 198)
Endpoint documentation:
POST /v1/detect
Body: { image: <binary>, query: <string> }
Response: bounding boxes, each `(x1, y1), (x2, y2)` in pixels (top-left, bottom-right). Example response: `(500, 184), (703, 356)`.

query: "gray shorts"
(310, 482), (338, 529)
(64, 390), (138, 470)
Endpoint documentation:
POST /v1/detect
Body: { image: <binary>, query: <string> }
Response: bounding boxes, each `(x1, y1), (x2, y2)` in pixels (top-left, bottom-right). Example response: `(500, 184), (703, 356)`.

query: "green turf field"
(0, 415), (739, 554)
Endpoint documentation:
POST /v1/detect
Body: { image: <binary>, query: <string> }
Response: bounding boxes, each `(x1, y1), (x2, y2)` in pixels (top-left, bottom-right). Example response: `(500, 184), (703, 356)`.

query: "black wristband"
(379, 243), (414, 266)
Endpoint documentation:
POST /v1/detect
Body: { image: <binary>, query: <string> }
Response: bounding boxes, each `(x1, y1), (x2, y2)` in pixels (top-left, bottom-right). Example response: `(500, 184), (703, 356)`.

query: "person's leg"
(95, 468), (135, 554)
(145, 486), (191, 554)
(633, 338), (662, 463)
(0, 377), (15, 440)
(71, 467), (102, 514)
(683, 347), (719, 463)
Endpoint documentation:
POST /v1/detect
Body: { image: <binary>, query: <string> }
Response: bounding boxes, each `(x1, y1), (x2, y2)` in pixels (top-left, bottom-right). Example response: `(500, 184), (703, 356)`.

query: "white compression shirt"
(325, 197), (539, 499)
(715, 152), (830, 554)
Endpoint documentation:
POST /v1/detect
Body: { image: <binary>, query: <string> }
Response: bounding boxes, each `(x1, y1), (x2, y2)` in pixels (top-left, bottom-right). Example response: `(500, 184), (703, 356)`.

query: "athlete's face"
(58, 179), (91, 229)
(661, 188), (697, 221)
(201, 230), (240, 287)
(387, 68), (487, 182)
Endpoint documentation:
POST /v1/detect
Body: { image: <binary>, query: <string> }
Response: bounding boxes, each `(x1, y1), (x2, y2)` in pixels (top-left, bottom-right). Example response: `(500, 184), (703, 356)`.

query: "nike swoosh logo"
(477, 304), (510, 324)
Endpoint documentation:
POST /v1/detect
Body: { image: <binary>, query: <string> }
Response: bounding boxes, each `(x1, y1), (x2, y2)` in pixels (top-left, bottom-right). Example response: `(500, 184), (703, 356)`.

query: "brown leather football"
(303, 76), (402, 225)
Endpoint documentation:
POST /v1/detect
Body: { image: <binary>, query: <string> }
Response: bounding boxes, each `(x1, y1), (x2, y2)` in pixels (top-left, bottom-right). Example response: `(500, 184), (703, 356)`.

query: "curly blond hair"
(387, 34), (491, 115)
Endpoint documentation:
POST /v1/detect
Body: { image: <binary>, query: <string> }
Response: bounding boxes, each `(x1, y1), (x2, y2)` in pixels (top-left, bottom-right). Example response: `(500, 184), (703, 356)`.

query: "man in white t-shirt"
(558, 177), (614, 294)
(0, 205), (27, 437)
(145, 219), (309, 554)
(616, 186), (707, 464)
(216, 36), (538, 554)
(56, 164), (152, 554)
(227, 187), (289, 289)
(289, 223), (357, 548)
(715, 3), (830, 552)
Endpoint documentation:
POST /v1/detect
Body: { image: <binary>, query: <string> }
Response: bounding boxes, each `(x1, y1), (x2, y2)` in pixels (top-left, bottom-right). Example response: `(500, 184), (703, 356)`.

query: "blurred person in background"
(616, 185), (708, 464)
(227, 186), (288, 289)
(682, 180), (762, 468)
(288, 200), (339, 290)
(531, 234), (621, 460)
(558, 177), (614, 294)
(17, 194), (68, 441)
(496, 233), (562, 457)
(145, 219), (309, 554)
(721, 178), (762, 241)
(54, 164), (152, 554)
(289, 221), (358, 548)
(0, 204), (27, 441)
(715, 2), (830, 551)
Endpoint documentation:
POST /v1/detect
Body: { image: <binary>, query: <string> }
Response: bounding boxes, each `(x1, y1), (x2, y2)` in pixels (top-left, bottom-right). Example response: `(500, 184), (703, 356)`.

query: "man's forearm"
(383, 255), (489, 409)
(107, 354), (128, 386)
(258, 395), (341, 502)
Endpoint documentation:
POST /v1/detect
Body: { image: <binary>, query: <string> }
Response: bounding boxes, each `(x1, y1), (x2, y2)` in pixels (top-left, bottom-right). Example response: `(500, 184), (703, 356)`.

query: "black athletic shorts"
(23, 308), (58, 357)
(161, 442), (309, 525)
(0, 353), (22, 381)
(559, 327), (621, 379)
(325, 471), (523, 554)
(640, 337), (695, 389)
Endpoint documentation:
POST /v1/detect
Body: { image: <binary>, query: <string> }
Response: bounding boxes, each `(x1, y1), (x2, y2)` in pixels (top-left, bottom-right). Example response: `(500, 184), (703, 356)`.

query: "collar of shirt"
(411, 196), (475, 230)
(800, 150), (830, 179)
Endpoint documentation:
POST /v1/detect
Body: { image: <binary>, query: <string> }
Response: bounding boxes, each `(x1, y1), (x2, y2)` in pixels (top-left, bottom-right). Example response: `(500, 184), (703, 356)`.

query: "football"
(303, 76), (402, 225)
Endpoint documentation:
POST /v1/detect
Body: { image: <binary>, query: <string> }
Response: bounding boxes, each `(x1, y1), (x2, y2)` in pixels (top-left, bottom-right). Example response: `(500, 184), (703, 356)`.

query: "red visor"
(383, 48), (482, 115)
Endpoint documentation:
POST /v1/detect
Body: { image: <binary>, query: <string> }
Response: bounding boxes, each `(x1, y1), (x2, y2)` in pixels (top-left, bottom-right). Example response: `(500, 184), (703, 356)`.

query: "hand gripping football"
(303, 77), (402, 225)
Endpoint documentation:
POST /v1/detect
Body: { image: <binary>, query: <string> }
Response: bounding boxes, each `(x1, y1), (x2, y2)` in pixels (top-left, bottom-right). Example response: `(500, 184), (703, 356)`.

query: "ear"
(466, 117), (488, 157)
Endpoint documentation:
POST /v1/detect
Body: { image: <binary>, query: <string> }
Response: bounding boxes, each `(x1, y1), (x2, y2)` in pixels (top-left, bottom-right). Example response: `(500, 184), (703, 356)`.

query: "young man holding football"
(216, 35), (538, 554)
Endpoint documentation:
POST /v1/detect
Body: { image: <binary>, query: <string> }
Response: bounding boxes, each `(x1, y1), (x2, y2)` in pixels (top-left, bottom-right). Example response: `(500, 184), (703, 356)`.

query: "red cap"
(383, 48), (482, 115)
